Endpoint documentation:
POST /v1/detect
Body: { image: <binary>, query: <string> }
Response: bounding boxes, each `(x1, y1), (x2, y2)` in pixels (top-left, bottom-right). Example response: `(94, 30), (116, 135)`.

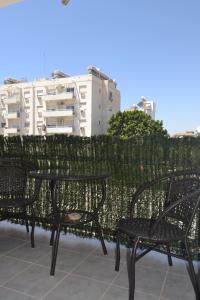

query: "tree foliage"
(108, 110), (168, 138)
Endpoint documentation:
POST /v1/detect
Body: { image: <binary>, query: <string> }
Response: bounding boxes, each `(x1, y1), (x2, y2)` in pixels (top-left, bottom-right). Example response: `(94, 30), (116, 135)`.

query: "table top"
(29, 169), (110, 181)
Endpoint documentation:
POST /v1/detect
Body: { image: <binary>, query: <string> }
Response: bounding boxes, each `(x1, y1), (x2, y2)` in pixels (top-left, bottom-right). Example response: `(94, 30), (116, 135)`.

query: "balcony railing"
(42, 92), (75, 102)
(43, 108), (74, 118)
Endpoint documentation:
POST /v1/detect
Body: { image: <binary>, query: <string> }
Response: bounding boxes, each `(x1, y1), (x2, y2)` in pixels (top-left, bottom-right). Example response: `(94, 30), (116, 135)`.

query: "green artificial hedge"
(1, 134), (200, 258)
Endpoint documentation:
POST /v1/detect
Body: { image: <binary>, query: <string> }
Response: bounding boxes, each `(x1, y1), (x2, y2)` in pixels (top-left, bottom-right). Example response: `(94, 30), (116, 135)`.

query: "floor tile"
(5, 264), (66, 298)
(161, 272), (196, 300)
(137, 250), (169, 271)
(113, 263), (166, 296)
(0, 236), (26, 255)
(44, 274), (108, 300)
(36, 247), (89, 272)
(73, 254), (118, 283)
(93, 241), (127, 262)
(7, 241), (51, 263)
(58, 234), (98, 254)
(0, 256), (31, 285)
(102, 285), (159, 300)
(0, 287), (39, 300)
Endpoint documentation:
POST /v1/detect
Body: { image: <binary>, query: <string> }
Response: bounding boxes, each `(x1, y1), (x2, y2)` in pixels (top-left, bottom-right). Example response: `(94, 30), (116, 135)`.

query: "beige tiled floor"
(0, 221), (198, 300)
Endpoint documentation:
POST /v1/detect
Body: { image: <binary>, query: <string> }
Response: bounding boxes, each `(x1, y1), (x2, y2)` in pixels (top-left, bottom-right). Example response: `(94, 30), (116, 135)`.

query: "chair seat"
(0, 196), (33, 208)
(117, 218), (185, 242)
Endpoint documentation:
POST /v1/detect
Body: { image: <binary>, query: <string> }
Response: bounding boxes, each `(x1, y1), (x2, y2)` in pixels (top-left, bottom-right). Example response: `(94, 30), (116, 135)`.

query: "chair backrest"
(152, 189), (200, 236)
(166, 176), (200, 222)
(0, 164), (27, 197)
(129, 169), (200, 219)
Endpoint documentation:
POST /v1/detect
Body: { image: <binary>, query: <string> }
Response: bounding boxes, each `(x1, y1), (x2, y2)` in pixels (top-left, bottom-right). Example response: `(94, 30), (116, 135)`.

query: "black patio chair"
(0, 162), (41, 248)
(115, 170), (200, 300)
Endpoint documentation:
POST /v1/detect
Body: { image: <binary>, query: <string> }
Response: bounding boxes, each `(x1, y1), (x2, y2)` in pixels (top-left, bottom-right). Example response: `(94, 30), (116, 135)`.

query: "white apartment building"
(127, 96), (156, 120)
(0, 66), (120, 137)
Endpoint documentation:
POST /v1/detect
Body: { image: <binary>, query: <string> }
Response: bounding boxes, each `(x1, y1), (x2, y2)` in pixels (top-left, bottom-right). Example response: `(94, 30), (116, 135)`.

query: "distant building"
(126, 96), (156, 120)
(0, 0), (66, 8)
(0, 0), (22, 8)
(173, 131), (195, 138)
(0, 66), (120, 137)
(196, 126), (200, 134)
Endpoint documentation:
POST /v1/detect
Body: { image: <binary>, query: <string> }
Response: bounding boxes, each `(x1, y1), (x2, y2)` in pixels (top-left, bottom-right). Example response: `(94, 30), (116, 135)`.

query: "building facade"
(0, 66), (120, 137)
(127, 96), (156, 120)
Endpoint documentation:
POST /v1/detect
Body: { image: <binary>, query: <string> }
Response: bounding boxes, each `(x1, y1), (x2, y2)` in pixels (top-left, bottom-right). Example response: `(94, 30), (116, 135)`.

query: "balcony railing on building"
(42, 92), (75, 102)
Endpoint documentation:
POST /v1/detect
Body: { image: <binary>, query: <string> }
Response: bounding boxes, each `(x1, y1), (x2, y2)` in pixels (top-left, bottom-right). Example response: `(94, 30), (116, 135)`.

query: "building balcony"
(5, 96), (20, 104)
(4, 127), (20, 134)
(6, 112), (20, 119)
(43, 109), (74, 118)
(45, 125), (73, 134)
(42, 92), (75, 102)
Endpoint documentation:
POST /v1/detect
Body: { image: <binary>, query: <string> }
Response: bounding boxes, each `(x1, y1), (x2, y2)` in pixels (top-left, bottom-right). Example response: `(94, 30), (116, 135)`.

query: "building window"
(37, 90), (44, 95)
(66, 105), (74, 111)
(80, 127), (85, 136)
(99, 88), (101, 94)
(99, 121), (101, 125)
(0, 94), (7, 100)
(99, 104), (101, 110)
(109, 91), (113, 101)
(80, 92), (86, 99)
(48, 89), (56, 95)
(66, 87), (74, 93)
(38, 112), (42, 118)
(79, 85), (87, 91)
(24, 122), (30, 127)
(24, 91), (30, 97)
(81, 110), (86, 118)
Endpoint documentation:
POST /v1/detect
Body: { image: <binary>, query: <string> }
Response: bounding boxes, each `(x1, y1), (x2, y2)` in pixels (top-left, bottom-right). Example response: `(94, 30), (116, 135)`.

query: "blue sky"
(0, 0), (200, 134)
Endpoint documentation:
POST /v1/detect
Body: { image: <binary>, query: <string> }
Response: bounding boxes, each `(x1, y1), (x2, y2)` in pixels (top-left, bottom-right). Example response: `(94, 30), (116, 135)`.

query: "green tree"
(108, 110), (168, 138)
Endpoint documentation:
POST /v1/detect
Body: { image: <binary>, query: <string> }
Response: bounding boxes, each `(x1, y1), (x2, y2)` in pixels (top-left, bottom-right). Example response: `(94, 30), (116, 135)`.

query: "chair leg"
(50, 225), (56, 246)
(94, 218), (107, 255)
(129, 238), (140, 300)
(23, 209), (29, 233)
(185, 239), (200, 300)
(115, 230), (120, 271)
(50, 224), (61, 276)
(166, 243), (173, 266)
(25, 221), (29, 233)
(30, 206), (35, 248)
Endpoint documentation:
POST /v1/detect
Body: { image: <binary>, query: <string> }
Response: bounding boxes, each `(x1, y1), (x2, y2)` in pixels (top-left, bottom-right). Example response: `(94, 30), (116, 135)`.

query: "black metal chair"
(0, 162), (41, 248)
(115, 170), (200, 300)
(49, 174), (109, 276)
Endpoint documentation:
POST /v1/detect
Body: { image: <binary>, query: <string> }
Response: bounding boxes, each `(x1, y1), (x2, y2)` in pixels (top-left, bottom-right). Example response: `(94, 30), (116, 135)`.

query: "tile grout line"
(98, 261), (127, 300)
(40, 246), (99, 299)
(159, 267), (169, 299)
(0, 262), (35, 287)
(0, 239), (28, 257)
(0, 285), (40, 300)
